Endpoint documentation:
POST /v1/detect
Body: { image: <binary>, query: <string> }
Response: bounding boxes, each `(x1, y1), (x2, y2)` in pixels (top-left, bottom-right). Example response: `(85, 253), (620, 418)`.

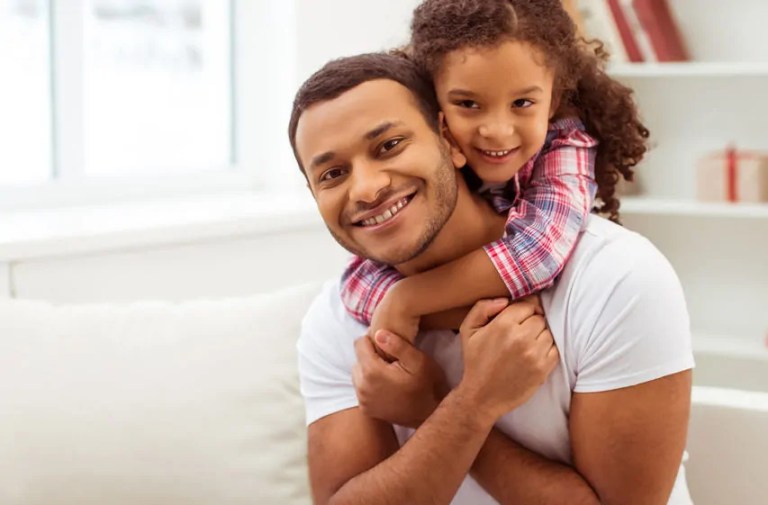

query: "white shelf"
(694, 333), (768, 361)
(620, 197), (768, 219)
(608, 62), (768, 78)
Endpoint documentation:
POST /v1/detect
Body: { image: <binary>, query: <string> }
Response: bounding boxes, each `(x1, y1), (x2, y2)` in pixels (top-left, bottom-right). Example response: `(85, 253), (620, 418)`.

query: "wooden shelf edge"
(608, 62), (768, 78)
(619, 197), (768, 218)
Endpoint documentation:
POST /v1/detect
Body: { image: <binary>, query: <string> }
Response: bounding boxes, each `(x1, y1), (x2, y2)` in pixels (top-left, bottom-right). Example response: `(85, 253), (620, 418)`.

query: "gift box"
(696, 148), (768, 203)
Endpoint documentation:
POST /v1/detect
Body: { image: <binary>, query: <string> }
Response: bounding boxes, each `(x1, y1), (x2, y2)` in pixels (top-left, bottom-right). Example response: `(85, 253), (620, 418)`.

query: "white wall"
(295, 0), (420, 83)
(10, 225), (349, 303)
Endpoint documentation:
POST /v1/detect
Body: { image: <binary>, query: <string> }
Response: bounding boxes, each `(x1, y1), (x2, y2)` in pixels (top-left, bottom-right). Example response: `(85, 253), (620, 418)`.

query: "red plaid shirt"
(340, 118), (598, 325)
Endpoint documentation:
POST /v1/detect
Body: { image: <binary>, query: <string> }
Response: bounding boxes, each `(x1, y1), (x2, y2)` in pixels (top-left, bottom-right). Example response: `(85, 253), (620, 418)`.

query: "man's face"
(295, 79), (465, 265)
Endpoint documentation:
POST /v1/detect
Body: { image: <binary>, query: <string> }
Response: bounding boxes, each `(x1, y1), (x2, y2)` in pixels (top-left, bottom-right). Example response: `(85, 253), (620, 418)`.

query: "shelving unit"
(620, 197), (768, 219)
(607, 1), (768, 359)
(609, 62), (768, 78)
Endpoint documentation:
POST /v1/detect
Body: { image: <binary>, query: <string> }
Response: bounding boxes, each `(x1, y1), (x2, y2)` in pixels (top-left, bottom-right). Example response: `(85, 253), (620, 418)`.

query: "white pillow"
(0, 283), (321, 505)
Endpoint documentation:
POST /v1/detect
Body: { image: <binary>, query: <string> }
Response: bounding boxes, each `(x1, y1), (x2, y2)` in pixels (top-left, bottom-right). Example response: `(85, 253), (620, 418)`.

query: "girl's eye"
(513, 98), (534, 108)
(456, 100), (479, 109)
(319, 167), (347, 182)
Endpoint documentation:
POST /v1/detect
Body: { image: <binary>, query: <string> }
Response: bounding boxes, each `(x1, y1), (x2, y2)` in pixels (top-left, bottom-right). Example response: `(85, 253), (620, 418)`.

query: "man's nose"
(347, 160), (392, 204)
(478, 113), (515, 139)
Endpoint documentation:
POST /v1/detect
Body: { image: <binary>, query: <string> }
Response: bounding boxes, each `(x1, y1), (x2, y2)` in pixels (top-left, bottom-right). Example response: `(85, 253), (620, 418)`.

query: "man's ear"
(438, 112), (467, 169)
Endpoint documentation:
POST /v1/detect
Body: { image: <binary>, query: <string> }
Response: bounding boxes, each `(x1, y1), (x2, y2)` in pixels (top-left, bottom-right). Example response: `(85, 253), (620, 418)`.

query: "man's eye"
(380, 138), (403, 153)
(319, 167), (347, 182)
(513, 98), (534, 108)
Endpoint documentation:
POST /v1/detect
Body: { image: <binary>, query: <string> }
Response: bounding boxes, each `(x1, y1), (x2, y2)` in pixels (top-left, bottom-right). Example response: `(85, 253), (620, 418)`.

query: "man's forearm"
(329, 388), (494, 505)
(472, 428), (600, 505)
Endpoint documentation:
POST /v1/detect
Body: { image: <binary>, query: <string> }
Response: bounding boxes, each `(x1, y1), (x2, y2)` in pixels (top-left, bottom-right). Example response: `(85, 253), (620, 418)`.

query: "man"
(290, 53), (695, 505)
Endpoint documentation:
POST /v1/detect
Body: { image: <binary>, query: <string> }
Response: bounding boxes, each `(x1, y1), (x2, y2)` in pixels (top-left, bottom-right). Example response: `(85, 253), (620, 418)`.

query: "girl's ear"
(438, 112), (467, 169)
(549, 90), (562, 120)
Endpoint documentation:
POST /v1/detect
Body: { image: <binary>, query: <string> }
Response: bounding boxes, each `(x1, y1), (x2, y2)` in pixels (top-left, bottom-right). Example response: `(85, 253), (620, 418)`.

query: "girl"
(341, 0), (649, 342)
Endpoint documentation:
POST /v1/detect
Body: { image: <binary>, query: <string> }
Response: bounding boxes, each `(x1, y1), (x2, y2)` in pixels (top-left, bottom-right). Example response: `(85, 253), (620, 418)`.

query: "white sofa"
(1, 282), (766, 505)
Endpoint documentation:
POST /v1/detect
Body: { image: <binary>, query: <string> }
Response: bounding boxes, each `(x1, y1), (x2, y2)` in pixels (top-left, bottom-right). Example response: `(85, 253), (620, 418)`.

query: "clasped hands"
(353, 295), (559, 429)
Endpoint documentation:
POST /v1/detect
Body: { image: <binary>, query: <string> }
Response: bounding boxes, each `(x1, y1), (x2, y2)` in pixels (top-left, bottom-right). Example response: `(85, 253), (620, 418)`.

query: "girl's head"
(409, 0), (649, 220)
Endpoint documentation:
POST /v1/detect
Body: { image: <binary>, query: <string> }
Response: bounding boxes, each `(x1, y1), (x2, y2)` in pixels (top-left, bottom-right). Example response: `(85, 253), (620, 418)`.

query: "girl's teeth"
(484, 149), (511, 158)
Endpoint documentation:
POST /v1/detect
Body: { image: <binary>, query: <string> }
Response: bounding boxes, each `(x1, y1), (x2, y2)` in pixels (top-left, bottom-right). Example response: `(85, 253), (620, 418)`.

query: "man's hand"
(368, 285), (421, 350)
(353, 330), (448, 428)
(457, 297), (559, 423)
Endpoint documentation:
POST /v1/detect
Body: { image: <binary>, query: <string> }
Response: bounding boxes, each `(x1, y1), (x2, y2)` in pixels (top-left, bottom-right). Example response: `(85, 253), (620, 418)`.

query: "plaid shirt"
(340, 117), (598, 325)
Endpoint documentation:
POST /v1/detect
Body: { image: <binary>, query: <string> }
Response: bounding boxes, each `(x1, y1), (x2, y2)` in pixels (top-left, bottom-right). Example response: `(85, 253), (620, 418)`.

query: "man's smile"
(352, 191), (416, 229)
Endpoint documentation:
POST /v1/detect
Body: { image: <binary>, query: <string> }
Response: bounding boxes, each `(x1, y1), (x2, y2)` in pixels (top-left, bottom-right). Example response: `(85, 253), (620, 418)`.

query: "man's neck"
(396, 178), (506, 276)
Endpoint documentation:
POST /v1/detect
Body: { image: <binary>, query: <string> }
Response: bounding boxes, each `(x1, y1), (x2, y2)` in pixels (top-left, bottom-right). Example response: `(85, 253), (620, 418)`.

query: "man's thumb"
(459, 298), (509, 338)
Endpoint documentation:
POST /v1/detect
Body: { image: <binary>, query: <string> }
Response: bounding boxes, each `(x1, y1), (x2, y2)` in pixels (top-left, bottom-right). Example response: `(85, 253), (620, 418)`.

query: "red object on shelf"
(697, 148), (768, 203)
(607, 0), (644, 62)
(632, 0), (690, 62)
(726, 146), (738, 203)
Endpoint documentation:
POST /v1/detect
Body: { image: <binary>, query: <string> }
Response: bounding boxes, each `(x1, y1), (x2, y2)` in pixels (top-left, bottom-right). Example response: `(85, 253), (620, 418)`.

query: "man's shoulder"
(299, 279), (366, 351)
(553, 214), (683, 318)
(568, 215), (666, 282)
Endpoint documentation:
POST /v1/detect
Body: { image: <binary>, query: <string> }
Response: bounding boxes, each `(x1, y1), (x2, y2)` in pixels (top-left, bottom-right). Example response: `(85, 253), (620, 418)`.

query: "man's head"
(290, 53), (467, 266)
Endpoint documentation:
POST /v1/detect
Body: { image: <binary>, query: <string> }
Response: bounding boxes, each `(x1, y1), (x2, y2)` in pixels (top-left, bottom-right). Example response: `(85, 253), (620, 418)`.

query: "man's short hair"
(288, 52), (441, 173)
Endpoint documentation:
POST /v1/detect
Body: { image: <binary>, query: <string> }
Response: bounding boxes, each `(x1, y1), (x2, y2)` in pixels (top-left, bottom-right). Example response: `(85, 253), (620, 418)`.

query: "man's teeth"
(361, 197), (409, 227)
(483, 149), (512, 158)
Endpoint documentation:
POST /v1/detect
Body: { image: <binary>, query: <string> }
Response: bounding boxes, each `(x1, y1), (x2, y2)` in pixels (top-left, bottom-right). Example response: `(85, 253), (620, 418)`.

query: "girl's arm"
(340, 256), (403, 326)
(374, 123), (598, 335)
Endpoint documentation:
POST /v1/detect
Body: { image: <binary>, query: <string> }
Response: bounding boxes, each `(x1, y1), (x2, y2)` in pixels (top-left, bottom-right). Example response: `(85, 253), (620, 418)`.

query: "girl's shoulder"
(548, 116), (586, 133)
(545, 116), (597, 150)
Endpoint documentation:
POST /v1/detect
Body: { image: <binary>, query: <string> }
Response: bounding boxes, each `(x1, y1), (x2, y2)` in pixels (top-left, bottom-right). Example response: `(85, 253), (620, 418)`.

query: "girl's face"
(435, 40), (557, 184)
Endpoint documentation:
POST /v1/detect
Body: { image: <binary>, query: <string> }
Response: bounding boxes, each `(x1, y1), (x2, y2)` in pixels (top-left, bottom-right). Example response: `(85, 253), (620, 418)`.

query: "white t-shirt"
(298, 216), (696, 504)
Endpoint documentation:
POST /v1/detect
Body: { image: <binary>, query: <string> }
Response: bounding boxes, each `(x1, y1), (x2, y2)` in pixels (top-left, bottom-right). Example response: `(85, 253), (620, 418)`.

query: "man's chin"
(332, 232), (427, 266)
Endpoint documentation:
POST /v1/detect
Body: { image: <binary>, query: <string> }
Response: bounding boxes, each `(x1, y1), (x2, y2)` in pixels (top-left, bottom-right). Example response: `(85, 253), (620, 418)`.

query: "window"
(84, 0), (232, 176)
(0, 0), (51, 186)
(1, 0), (300, 208)
(1, 0), (234, 190)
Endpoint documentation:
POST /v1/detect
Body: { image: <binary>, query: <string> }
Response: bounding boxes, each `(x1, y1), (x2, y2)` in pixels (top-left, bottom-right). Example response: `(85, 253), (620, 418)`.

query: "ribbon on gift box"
(726, 146), (737, 202)
(723, 147), (767, 203)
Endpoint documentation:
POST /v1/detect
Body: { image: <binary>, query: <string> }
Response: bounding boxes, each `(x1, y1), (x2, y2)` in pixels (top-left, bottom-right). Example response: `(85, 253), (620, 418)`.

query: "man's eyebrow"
(309, 151), (336, 171)
(365, 121), (403, 140)
(308, 121), (404, 171)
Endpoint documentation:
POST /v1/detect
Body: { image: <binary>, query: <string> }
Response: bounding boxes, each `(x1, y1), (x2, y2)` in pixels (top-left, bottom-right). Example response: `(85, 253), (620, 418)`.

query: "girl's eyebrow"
(447, 85), (544, 98)
(514, 85), (544, 95)
(446, 89), (476, 98)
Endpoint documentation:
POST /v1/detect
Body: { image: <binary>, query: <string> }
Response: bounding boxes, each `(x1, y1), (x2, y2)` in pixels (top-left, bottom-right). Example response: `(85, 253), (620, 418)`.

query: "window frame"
(0, 0), (301, 210)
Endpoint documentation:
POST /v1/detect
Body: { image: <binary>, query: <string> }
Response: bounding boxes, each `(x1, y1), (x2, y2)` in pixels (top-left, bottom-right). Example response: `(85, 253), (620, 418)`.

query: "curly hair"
(409, 0), (649, 221)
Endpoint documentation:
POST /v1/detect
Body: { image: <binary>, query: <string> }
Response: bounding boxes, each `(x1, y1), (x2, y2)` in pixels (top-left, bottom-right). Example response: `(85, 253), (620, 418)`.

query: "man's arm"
(308, 389), (494, 505)
(570, 371), (692, 505)
(308, 299), (558, 505)
(470, 427), (600, 504)
(469, 372), (691, 505)
(362, 324), (601, 505)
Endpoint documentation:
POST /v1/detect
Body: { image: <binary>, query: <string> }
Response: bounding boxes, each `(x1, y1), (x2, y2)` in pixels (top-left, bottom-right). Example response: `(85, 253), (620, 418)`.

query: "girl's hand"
(369, 289), (421, 349)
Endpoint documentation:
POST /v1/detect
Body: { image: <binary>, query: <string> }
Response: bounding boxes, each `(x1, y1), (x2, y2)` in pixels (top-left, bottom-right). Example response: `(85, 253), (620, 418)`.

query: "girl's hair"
(409, 0), (650, 221)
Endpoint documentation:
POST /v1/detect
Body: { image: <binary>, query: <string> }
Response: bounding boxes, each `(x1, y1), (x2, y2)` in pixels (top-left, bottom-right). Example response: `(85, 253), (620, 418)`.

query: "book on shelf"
(575, 0), (628, 62)
(632, 0), (690, 62)
(569, 0), (689, 64)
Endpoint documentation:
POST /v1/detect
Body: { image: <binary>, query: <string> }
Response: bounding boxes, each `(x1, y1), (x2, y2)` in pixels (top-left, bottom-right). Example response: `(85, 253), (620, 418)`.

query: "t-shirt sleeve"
(297, 280), (362, 425)
(569, 235), (695, 393)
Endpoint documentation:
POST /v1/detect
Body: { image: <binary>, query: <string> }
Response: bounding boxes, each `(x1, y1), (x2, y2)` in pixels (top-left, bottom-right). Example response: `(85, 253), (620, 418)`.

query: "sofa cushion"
(0, 283), (321, 505)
